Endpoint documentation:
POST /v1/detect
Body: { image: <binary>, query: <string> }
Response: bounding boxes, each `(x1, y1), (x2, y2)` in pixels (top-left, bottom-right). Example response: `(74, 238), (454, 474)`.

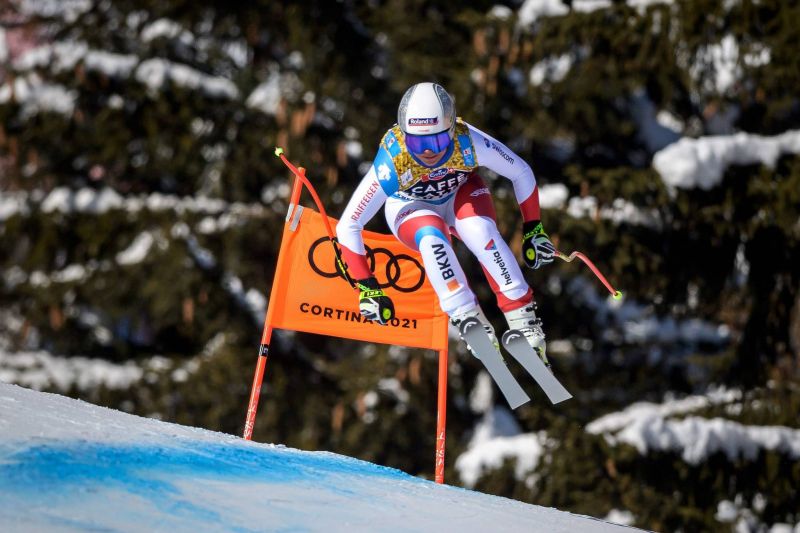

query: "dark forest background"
(1, 1), (799, 531)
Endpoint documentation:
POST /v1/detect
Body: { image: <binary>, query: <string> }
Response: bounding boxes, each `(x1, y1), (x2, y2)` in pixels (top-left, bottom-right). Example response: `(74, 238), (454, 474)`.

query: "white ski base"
(459, 317), (531, 409)
(502, 329), (573, 405)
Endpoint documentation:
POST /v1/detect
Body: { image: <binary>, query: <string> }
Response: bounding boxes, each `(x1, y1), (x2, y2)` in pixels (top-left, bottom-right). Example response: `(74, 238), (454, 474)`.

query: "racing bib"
(381, 119), (478, 202)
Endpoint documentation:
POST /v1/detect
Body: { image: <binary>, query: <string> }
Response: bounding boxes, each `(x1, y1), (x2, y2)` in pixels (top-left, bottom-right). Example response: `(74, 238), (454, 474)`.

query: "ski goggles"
(405, 130), (453, 154)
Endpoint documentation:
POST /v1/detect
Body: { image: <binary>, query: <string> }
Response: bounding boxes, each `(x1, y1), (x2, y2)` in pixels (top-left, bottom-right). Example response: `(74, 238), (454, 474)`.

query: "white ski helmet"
(397, 82), (456, 138)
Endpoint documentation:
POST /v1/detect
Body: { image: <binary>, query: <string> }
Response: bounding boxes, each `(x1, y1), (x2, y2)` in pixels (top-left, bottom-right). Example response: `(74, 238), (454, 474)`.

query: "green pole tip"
(274, 147), (284, 157)
(613, 291), (623, 301)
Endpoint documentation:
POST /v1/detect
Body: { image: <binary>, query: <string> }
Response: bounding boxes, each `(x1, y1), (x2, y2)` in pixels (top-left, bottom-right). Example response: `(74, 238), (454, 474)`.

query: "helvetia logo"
(484, 239), (497, 251)
(492, 250), (513, 286)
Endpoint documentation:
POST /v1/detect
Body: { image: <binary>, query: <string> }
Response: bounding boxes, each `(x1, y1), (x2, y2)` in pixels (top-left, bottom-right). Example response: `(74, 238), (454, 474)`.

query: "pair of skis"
(459, 317), (572, 409)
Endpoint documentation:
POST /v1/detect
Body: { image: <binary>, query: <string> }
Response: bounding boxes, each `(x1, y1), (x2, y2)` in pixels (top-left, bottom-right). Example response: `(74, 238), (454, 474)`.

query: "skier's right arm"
(336, 162), (389, 280)
(336, 147), (396, 324)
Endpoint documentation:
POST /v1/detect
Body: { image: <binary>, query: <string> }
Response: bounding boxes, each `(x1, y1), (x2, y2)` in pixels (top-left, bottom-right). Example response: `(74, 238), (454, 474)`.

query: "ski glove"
(521, 220), (556, 270)
(356, 277), (395, 325)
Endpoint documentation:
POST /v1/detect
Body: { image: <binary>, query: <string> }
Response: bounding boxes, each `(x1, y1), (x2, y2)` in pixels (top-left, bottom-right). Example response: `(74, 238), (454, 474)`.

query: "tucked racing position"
(336, 82), (556, 365)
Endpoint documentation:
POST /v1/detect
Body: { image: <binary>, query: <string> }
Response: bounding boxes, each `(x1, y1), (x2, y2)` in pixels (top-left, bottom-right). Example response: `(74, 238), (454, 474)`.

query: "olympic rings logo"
(307, 237), (426, 293)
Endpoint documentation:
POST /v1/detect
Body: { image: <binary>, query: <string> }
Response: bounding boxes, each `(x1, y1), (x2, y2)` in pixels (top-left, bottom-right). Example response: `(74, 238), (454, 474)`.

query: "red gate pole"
(247, 149), (454, 484)
(434, 345), (449, 484)
(242, 167), (305, 441)
(243, 325), (273, 440)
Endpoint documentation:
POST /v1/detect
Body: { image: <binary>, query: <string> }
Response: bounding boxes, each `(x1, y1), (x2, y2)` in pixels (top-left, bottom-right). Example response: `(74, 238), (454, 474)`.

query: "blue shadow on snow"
(0, 438), (418, 526)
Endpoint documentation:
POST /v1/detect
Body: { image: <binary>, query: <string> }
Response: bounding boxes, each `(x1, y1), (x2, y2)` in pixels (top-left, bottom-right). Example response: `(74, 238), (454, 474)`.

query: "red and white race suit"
(336, 120), (541, 316)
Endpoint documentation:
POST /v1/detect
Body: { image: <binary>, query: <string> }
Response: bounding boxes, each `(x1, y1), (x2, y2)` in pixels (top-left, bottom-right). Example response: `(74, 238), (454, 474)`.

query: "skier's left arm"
(468, 123), (555, 270)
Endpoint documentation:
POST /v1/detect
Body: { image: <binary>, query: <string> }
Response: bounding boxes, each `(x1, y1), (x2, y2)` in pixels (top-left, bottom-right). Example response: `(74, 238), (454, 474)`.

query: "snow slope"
(0, 383), (640, 532)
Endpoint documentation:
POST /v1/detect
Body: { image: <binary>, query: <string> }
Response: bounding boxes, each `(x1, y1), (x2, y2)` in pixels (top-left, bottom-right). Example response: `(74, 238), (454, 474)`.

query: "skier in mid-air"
(336, 82), (556, 364)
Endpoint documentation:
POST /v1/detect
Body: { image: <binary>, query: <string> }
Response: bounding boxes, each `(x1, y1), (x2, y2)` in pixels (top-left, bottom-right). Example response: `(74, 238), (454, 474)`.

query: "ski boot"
(450, 305), (500, 360)
(503, 302), (550, 368)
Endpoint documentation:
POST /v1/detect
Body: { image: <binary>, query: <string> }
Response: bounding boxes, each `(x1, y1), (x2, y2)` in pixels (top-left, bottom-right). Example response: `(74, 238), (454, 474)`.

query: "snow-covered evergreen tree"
(1, 1), (798, 531)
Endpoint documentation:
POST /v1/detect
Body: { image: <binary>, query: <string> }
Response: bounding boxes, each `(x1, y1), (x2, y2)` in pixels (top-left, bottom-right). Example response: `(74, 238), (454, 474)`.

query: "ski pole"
(274, 147), (357, 289)
(274, 147), (337, 240)
(555, 250), (623, 300)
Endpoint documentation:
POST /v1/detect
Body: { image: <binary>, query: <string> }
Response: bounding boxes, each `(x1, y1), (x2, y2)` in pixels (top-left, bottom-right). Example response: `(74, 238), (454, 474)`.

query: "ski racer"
(335, 82), (556, 364)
